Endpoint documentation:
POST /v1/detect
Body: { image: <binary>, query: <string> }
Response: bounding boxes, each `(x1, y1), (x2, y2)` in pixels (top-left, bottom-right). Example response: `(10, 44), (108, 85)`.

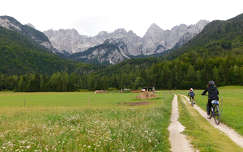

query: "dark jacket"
(202, 85), (219, 100)
(188, 91), (195, 97)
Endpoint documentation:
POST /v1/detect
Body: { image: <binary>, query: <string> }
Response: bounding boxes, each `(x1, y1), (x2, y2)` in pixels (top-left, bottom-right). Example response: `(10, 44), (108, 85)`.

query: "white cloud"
(0, 0), (242, 36)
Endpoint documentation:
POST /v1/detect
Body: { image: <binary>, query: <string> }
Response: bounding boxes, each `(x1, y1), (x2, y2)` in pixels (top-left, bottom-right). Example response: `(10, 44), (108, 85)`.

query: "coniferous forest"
(1, 54), (243, 91)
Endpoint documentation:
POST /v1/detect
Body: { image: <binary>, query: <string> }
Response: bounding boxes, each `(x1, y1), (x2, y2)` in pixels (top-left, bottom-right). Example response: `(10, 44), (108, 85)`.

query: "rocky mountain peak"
(0, 16), (57, 53)
(145, 23), (164, 35)
(97, 31), (108, 37)
(59, 29), (82, 36)
(195, 20), (210, 30)
(44, 20), (209, 63)
(149, 23), (163, 30)
(128, 30), (135, 34)
(196, 20), (210, 25)
(172, 24), (187, 31)
(142, 20), (210, 54)
(0, 16), (22, 31)
(114, 28), (127, 34)
(25, 23), (35, 29)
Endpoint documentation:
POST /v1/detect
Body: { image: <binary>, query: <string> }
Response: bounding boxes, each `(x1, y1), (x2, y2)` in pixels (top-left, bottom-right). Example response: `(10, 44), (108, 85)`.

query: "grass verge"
(178, 95), (243, 152)
(193, 86), (243, 136)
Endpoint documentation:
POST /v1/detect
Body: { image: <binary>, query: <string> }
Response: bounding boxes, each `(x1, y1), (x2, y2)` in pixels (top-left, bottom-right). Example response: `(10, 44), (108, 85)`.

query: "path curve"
(183, 95), (243, 148)
(168, 95), (195, 152)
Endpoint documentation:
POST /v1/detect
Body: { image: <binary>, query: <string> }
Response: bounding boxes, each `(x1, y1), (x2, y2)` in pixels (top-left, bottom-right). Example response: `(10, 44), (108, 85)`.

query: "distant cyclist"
(188, 88), (195, 104)
(201, 81), (219, 119)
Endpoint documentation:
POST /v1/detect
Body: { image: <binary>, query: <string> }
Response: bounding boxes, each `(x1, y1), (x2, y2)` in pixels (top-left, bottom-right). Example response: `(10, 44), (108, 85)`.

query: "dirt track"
(168, 95), (195, 152)
(183, 95), (243, 148)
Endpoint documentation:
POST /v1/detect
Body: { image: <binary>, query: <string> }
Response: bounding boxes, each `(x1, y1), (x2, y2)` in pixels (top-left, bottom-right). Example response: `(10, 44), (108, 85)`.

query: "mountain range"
(0, 15), (209, 65)
(1, 13), (243, 90)
(0, 11), (243, 84)
(44, 20), (209, 64)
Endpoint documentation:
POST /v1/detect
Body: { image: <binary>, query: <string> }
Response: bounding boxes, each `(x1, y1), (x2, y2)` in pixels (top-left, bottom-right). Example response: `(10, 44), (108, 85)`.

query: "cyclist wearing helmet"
(188, 88), (195, 103)
(201, 81), (219, 118)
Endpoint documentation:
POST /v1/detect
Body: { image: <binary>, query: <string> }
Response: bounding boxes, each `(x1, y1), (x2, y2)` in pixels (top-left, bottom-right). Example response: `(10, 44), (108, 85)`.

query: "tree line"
(1, 53), (243, 92)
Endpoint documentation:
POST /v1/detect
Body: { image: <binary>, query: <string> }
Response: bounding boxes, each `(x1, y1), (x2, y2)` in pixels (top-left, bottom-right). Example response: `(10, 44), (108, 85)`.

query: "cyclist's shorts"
(211, 100), (219, 105)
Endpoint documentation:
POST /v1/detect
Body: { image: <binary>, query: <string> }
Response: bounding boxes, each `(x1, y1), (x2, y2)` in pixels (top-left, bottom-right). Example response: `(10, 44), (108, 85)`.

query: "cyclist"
(201, 81), (219, 119)
(188, 88), (195, 104)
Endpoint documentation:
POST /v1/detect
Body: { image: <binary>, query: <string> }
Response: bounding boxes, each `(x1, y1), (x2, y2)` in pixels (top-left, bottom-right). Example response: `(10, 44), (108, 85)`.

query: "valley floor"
(0, 86), (242, 151)
(0, 91), (172, 152)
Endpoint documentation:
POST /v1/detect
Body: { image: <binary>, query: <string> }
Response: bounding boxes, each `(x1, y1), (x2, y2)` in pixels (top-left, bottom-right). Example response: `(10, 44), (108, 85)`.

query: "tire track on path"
(168, 95), (196, 152)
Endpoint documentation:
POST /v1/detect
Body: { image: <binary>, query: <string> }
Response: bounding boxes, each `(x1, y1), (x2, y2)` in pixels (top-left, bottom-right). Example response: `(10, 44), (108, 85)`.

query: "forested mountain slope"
(166, 13), (243, 59)
(0, 27), (91, 75)
(81, 13), (243, 90)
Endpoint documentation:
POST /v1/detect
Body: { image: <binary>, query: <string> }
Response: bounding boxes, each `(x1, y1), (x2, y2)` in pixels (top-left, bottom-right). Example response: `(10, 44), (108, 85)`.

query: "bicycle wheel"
(214, 105), (220, 125)
(209, 107), (213, 119)
(190, 97), (193, 106)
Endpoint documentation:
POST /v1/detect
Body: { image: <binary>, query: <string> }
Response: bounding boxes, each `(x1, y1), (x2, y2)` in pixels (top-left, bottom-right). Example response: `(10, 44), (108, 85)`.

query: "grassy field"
(0, 87), (242, 151)
(192, 86), (243, 136)
(0, 91), (173, 152)
(177, 95), (243, 152)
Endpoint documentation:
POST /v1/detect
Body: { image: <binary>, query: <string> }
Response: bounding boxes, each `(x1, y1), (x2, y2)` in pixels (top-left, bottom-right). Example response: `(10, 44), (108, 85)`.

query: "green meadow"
(0, 87), (242, 152)
(0, 91), (172, 152)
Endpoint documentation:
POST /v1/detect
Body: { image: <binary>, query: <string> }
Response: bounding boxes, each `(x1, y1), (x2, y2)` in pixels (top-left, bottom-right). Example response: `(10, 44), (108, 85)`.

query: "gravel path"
(183, 95), (243, 148)
(168, 95), (195, 152)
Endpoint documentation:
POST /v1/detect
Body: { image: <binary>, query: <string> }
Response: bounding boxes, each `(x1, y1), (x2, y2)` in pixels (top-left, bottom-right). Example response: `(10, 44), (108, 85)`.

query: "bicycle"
(189, 96), (195, 106)
(209, 99), (221, 125)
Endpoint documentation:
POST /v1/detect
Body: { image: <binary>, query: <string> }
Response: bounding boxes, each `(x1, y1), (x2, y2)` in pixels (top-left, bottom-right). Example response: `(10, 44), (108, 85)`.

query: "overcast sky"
(0, 0), (242, 37)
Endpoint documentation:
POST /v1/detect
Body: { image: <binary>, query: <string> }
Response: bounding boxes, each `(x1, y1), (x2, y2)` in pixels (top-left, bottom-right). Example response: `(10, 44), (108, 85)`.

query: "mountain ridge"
(0, 16), (58, 53)
(165, 13), (243, 60)
(44, 20), (209, 63)
(0, 16), (92, 75)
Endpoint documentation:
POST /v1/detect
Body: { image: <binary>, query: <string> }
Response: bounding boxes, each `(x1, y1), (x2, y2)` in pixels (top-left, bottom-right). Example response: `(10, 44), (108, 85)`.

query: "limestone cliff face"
(70, 39), (130, 64)
(44, 20), (209, 63)
(44, 28), (143, 55)
(142, 20), (209, 54)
